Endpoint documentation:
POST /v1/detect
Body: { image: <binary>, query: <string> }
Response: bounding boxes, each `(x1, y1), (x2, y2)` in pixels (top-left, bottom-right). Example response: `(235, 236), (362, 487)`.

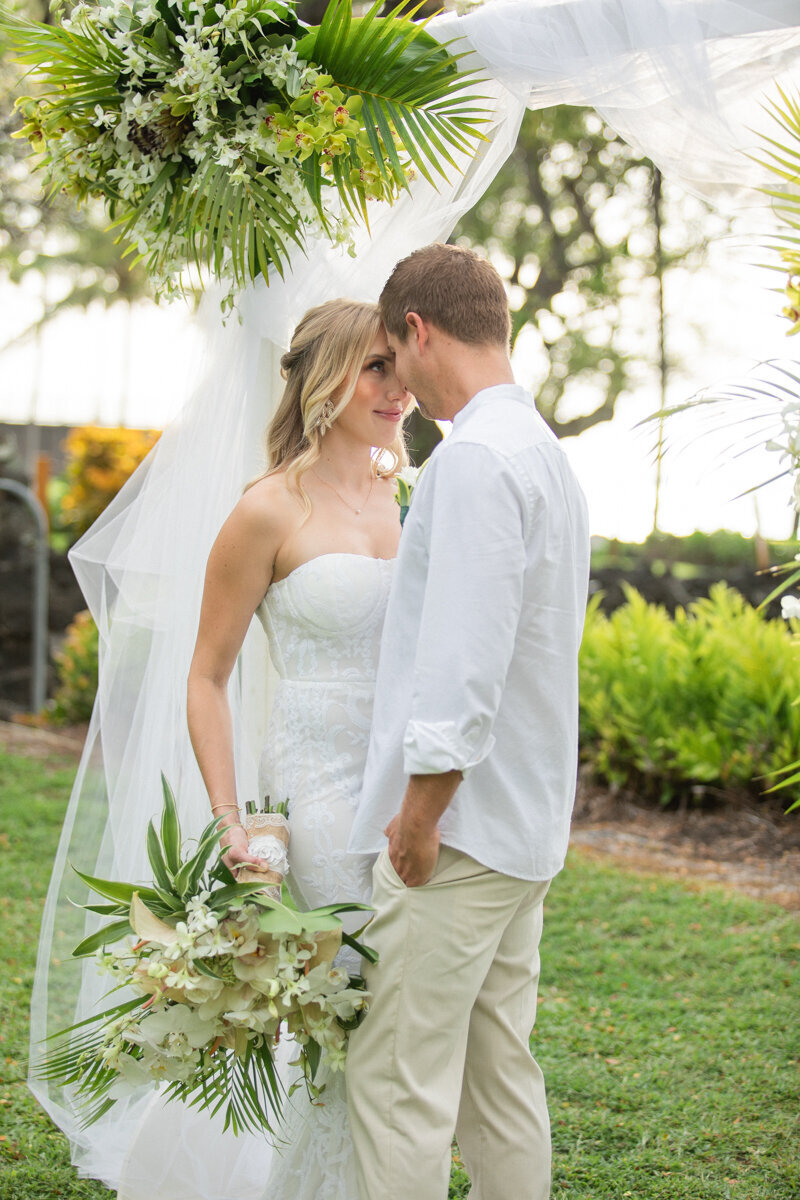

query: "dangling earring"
(317, 398), (336, 433)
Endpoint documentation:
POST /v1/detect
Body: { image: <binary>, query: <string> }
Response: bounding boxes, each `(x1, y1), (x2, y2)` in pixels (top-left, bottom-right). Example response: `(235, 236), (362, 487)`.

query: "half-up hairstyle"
(253, 298), (408, 513)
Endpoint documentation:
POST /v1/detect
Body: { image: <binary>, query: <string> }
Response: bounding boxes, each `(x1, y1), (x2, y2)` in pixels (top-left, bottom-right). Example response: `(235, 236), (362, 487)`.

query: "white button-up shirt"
(348, 384), (590, 881)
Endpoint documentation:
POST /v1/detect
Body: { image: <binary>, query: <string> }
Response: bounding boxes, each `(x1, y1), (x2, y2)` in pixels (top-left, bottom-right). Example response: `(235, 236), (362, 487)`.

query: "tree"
(0, 1), (151, 348)
(452, 104), (725, 439)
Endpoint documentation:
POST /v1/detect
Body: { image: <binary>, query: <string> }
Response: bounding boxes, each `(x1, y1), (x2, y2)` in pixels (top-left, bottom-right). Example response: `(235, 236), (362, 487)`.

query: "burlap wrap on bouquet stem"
(237, 811), (290, 900)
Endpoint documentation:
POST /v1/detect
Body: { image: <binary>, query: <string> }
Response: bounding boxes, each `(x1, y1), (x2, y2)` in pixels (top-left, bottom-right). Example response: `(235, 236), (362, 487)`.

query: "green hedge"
(579, 583), (800, 805)
(591, 529), (797, 571)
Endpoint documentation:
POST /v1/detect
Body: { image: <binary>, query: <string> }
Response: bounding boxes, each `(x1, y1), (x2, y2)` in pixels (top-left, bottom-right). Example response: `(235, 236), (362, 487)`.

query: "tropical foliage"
(756, 85), (800, 333)
(47, 609), (99, 725)
(4, 0), (486, 303)
(580, 583), (800, 807)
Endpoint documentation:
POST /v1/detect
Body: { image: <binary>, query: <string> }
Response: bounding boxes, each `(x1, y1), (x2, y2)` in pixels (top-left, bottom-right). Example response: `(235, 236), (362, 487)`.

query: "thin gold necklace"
(313, 468), (374, 516)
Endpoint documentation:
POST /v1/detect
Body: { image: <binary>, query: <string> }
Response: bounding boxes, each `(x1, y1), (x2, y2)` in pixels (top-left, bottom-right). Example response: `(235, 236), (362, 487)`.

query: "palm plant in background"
(649, 88), (800, 810)
(3, 0), (487, 304)
(759, 86), (800, 334)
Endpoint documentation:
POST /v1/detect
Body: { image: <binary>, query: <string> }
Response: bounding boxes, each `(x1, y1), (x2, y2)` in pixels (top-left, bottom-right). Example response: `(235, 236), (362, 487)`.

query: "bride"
(187, 297), (407, 901)
(182, 296), (408, 1200)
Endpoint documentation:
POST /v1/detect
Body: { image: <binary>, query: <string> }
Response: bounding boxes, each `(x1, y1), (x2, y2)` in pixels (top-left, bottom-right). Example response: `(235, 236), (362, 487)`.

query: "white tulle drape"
(28, 3), (800, 1197)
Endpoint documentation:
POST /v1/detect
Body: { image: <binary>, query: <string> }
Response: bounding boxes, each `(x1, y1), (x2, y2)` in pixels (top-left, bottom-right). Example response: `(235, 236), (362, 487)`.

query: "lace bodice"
(257, 553), (394, 683)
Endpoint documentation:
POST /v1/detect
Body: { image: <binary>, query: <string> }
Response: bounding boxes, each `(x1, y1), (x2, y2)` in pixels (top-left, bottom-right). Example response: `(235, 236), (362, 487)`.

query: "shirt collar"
(452, 384), (532, 429)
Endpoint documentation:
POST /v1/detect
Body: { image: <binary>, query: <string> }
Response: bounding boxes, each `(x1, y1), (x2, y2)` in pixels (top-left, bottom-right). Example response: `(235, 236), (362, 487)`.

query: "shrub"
(590, 529), (796, 571)
(57, 425), (160, 539)
(47, 610), (99, 725)
(579, 583), (800, 806)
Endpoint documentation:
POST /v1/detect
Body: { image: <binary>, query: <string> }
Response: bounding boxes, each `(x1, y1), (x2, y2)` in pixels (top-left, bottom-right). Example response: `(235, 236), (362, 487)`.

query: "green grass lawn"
(1, 749), (799, 1199)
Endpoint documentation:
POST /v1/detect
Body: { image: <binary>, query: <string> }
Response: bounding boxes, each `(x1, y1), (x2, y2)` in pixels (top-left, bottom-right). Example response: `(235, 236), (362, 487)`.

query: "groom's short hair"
(379, 243), (511, 348)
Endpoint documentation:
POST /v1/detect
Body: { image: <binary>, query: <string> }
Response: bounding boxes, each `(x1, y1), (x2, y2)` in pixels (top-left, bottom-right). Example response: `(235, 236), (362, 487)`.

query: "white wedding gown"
(117, 552), (393, 1200)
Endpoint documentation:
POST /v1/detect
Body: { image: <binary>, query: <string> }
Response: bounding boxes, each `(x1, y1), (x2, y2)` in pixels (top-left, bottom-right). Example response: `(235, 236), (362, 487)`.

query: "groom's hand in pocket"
(385, 814), (440, 887)
(385, 770), (461, 886)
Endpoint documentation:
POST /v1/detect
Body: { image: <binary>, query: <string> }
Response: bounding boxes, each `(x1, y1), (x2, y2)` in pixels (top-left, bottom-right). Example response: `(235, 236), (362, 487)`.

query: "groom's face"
(386, 328), (436, 420)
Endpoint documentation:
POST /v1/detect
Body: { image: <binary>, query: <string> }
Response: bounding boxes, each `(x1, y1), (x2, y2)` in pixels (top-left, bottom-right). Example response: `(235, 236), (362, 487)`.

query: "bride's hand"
(220, 824), (270, 874)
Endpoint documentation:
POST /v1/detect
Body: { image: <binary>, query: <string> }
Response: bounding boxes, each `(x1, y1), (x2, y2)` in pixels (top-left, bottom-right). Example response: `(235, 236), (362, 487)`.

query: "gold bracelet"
(211, 802), (240, 813)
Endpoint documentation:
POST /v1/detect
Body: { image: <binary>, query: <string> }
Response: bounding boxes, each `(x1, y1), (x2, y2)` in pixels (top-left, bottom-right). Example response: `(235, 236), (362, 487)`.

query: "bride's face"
(337, 330), (411, 448)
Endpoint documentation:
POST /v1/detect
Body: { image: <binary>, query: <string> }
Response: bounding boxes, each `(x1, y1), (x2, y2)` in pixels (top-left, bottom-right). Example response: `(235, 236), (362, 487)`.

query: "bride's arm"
(187, 482), (286, 870)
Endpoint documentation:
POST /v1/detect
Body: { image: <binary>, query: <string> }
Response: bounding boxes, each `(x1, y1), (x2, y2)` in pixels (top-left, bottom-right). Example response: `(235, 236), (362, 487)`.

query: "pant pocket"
(376, 846), (409, 891)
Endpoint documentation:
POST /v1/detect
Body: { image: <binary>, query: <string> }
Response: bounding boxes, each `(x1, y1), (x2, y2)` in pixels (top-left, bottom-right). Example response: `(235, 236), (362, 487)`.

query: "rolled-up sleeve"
(403, 441), (530, 778)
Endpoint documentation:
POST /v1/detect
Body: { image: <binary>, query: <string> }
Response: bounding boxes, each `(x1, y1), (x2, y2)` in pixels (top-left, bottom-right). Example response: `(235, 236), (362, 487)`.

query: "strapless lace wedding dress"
(257, 552), (393, 1200)
(117, 552), (393, 1200)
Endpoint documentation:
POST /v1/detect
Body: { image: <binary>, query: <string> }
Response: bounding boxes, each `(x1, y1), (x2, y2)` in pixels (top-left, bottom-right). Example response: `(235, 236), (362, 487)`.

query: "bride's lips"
(375, 409), (404, 422)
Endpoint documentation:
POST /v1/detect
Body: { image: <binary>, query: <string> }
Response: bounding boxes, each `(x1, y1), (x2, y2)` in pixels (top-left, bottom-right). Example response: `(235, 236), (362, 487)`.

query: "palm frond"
(301, 0), (490, 191)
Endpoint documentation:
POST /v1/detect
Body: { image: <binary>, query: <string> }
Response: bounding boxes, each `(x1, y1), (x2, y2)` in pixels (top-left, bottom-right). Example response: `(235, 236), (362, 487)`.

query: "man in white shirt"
(346, 243), (590, 1200)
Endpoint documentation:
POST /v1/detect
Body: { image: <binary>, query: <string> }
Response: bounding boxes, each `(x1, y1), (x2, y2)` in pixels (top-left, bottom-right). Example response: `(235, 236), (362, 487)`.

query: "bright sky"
(1, 224), (798, 542)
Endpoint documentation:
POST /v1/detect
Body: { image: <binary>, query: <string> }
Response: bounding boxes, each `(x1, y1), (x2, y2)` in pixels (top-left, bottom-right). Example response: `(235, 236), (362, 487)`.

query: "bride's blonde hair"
(255, 298), (409, 510)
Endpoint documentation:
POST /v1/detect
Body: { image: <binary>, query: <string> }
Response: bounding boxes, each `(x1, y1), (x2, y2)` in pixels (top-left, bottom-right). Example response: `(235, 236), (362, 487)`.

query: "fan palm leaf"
(2, 0), (488, 295)
(301, 0), (488, 189)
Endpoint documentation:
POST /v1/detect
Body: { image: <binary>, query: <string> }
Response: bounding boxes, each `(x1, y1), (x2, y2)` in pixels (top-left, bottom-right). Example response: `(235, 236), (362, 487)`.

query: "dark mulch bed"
(2, 720), (798, 909)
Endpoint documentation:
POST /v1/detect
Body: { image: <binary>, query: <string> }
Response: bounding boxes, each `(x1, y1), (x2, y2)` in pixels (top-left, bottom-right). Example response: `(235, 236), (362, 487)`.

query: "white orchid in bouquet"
(36, 775), (376, 1134)
(2, 0), (487, 305)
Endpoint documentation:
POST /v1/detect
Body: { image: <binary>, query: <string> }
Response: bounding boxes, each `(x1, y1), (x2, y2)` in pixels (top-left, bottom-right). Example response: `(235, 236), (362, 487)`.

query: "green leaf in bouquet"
(191, 957), (228, 980)
(35, 994), (144, 1087)
(72, 917), (134, 958)
(204, 881), (286, 913)
(71, 866), (162, 909)
(165, 1035), (285, 1137)
(146, 819), (175, 894)
(341, 930), (378, 966)
(302, 901), (374, 919)
(254, 905), (307, 936)
(303, 1037), (322, 1083)
(160, 772), (183, 874)
(74, 901), (130, 917)
(172, 818), (225, 899)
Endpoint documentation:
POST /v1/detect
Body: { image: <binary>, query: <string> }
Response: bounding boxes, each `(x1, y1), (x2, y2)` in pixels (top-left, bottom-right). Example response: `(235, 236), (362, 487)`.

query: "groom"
(346, 243), (590, 1200)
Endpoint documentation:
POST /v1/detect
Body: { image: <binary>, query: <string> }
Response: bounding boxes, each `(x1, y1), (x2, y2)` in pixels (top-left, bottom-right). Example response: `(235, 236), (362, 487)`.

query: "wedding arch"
(14, 1), (800, 1193)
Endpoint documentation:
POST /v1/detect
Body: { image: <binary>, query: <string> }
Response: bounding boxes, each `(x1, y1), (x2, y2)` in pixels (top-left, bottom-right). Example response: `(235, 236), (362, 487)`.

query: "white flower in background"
(781, 595), (800, 620)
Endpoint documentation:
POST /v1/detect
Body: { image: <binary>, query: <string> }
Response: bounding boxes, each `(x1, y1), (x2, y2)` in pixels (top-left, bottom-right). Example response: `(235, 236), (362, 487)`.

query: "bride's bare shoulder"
(223, 472), (303, 541)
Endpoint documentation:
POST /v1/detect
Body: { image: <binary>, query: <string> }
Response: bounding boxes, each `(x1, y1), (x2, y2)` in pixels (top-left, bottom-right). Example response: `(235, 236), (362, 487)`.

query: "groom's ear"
(405, 311), (428, 351)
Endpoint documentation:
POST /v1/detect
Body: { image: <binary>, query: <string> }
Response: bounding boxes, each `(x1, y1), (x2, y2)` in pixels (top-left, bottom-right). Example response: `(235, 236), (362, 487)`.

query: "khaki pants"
(346, 845), (552, 1200)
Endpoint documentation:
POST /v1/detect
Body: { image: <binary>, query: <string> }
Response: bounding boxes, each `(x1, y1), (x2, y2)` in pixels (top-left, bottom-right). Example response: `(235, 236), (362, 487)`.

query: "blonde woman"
(189, 296), (408, 890)
(183, 297), (409, 1200)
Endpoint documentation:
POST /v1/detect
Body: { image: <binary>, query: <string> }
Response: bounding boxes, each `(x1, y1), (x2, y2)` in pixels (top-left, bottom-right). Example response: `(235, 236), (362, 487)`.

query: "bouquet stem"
(238, 811), (290, 900)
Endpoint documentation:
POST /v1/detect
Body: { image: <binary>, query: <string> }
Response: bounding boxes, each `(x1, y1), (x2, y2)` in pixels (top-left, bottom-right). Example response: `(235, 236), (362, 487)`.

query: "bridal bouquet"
(4, 0), (486, 303)
(37, 777), (375, 1135)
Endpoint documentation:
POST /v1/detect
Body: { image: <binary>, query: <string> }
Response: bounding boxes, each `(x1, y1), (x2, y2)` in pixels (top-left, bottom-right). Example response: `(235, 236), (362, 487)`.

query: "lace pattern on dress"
(256, 554), (394, 1200)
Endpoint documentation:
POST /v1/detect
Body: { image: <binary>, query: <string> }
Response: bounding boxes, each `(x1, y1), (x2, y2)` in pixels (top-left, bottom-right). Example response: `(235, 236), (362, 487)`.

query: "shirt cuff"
(403, 720), (496, 778)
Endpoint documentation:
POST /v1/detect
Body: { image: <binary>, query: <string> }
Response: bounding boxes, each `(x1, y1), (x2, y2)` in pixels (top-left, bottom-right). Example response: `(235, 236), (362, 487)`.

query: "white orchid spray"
(3, 0), (488, 306)
(36, 776), (375, 1135)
